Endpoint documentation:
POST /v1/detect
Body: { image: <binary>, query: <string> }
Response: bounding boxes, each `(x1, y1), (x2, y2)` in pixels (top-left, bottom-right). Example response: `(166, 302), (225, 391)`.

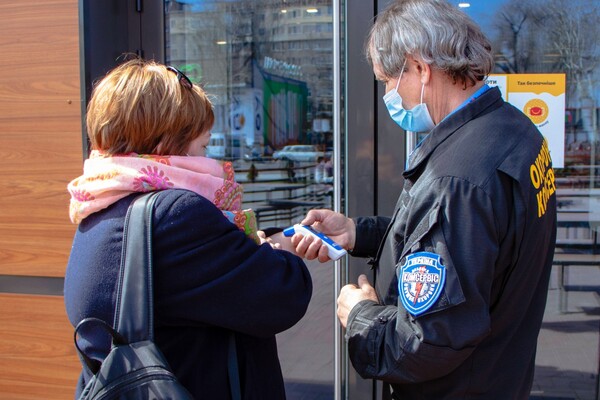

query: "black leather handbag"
(73, 192), (211, 399)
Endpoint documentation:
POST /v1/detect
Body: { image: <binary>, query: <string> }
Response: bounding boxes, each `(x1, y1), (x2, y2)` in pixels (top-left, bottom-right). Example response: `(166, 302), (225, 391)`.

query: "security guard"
(291, 0), (557, 398)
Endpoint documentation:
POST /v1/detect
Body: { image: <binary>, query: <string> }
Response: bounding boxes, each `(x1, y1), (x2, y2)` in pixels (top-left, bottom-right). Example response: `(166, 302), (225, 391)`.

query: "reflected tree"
(545, 0), (599, 124)
(492, 0), (548, 73)
(491, 0), (600, 172)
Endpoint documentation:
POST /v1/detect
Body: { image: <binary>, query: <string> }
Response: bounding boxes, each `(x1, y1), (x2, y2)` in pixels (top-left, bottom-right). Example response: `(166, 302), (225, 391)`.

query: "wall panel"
(0, 0), (82, 277)
(0, 294), (80, 400)
(0, 0), (83, 398)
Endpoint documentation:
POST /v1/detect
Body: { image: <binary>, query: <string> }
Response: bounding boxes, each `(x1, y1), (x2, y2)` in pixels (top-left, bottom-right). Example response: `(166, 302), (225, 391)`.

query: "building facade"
(0, 1), (598, 399)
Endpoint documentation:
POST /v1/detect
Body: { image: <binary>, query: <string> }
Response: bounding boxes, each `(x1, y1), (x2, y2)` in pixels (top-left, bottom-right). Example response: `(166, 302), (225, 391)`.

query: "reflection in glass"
(164, 2), (335, 400)
(467, 2), (600, 398)
(463, 0), (599, 188)
(165, 0), (335, 231)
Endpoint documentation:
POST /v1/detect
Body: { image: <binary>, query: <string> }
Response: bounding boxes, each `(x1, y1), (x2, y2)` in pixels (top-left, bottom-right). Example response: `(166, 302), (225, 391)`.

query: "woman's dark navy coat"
(65, 189), (313, 399)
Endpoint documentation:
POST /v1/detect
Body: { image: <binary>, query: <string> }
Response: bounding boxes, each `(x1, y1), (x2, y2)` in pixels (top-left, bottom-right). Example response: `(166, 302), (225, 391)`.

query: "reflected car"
(206, 133), (226, 159)
(272, 145), (324, 162)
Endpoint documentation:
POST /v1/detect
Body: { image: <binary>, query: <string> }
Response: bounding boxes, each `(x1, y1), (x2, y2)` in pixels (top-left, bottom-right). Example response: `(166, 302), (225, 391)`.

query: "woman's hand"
(258, 230), (298, 254)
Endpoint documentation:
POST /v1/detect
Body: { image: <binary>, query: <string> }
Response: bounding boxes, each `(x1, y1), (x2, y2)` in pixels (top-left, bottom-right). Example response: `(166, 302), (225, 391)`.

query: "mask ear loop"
(394, 59), (407, 92)
(395, 71), (404, 93)
(420, 82), (425, 105)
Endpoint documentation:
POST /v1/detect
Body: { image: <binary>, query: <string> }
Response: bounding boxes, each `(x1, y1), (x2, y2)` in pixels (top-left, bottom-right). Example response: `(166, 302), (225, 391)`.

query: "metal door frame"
(344, 0), (406, 397)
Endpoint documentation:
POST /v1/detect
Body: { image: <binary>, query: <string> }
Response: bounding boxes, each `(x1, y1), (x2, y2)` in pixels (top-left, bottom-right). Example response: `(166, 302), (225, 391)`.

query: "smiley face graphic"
(523, 99), (549, 125)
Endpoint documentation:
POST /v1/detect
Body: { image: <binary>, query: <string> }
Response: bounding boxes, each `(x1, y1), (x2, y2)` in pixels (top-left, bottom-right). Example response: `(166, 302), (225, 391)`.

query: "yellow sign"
(486, 74), (566, 167)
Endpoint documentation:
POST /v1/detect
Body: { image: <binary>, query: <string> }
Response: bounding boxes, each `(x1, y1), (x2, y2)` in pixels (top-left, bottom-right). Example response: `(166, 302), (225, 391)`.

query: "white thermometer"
(283, 224), (347, 261)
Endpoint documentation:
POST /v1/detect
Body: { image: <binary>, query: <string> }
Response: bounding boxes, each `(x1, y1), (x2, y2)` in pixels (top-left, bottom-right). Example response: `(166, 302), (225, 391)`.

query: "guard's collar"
(403, 86), (504, 179)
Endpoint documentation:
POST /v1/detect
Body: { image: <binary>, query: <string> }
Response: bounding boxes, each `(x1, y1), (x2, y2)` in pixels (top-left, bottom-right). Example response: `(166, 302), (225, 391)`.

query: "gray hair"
(366, 0), (493, 88)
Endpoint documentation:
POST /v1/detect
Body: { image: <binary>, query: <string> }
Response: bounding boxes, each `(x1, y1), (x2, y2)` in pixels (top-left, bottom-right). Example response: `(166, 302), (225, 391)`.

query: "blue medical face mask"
(383, 66), (435, 133)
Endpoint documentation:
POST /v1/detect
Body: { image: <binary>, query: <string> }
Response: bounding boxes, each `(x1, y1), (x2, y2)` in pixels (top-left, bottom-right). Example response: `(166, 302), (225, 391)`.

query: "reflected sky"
(175, 0), (505, 34)
(174, 0), (238, 12)
(451, 0), (504, 34)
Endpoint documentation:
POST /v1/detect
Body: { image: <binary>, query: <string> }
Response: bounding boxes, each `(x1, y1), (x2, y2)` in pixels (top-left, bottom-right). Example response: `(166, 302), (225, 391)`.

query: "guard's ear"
(413, 58), (431, 85)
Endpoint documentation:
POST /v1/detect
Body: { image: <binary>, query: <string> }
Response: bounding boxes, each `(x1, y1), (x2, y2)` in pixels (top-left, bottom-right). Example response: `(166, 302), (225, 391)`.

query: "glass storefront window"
(462, 0), (599, 188)
(162, 0), (599, 398)
(462, 1), (599, 398)
(164, 2), (337, 399)
(165, 0), (336, 232)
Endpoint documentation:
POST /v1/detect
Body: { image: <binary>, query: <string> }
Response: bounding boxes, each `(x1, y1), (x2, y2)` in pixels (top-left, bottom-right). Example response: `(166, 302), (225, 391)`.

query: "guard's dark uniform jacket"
(348, 87), (557, 399)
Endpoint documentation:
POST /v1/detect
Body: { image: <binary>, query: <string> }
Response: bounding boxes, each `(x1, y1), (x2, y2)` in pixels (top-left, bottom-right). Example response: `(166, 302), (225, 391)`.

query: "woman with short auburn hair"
(66, 59), (312, 399)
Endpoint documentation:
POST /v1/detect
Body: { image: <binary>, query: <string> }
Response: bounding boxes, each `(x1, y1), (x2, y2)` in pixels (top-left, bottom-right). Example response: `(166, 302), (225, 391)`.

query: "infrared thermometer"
(283, 224), (347, 261)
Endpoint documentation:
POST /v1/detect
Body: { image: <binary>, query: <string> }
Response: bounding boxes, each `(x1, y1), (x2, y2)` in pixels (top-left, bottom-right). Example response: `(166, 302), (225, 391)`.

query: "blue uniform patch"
(399, 252), (446, 316)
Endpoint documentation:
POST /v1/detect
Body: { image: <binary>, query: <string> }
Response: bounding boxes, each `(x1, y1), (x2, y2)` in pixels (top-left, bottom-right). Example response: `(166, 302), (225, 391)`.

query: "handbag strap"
(74, 317), (125, 374)
(113, 192), (160, 342)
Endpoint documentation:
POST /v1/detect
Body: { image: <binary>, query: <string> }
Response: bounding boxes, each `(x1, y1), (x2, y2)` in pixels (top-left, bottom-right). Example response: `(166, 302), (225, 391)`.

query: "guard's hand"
(291, 232), (328, 261)
(291, 209), (355, 262)
(337, 274), (378, 328)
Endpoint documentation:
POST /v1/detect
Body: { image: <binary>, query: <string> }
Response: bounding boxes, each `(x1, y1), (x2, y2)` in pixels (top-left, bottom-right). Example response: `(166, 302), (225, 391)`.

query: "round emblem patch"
(399, 252), (446, 316)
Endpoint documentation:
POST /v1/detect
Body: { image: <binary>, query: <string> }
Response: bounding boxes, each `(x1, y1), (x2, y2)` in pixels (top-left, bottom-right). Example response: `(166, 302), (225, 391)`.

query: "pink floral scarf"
(68, 150), (259, 243)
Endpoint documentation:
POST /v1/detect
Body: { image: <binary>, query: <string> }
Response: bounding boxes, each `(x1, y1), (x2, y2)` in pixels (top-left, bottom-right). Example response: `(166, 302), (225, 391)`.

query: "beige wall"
(0, 0), (83, 398)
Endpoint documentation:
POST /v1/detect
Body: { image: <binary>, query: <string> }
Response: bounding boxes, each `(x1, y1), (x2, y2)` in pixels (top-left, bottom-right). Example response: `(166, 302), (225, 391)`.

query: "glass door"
(156, 1), (600, 399)
(165, 0), (338, 228)
(164, 1), (341, 398)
